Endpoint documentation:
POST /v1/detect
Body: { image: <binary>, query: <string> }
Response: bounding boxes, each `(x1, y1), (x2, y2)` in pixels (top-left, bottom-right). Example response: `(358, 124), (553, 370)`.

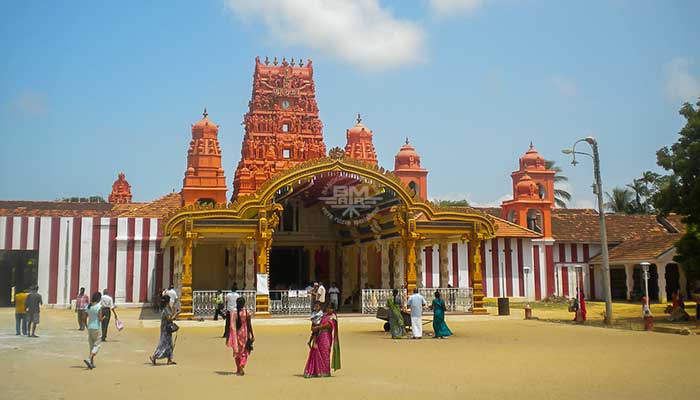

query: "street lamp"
(562, 136), (614, 325)
(640, 262), (650, 304)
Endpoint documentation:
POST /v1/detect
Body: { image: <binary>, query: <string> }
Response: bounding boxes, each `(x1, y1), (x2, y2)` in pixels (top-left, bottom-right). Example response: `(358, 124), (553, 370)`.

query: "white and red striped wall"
(0, 216), (174, 306)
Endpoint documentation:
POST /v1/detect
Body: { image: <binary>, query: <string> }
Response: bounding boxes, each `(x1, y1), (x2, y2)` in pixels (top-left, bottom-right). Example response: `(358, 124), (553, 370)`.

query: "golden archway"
(163, 155), (496, 318)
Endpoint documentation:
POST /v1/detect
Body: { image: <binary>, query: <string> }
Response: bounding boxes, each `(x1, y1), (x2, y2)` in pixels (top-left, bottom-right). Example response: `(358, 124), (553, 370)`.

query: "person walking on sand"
(406, 288), (426, 339)
(25, 286), (43, 338)
(84, 292), (104, 370)
(227, 297), (254, 375)
(150, 294), (179, 365)
(430, 290), (453, 339)
(76, 287), (89, 331)
(100, 289), (117, 341)
(214, 290), (226, 321)
(223, 285), (240, 339)
(14, 287), (29, 336)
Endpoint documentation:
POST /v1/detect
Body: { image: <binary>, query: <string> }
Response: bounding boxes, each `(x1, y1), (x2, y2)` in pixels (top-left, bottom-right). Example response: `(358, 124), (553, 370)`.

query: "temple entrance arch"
(163, 155), (497, 319)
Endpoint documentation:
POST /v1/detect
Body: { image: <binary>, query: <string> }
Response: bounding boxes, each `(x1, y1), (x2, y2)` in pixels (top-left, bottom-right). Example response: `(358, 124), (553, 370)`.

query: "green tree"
(655, 100), (700, 285)
(434, 199), (470, 207)
(545, 160), (571, 208)
(57, 196), (107, 203)
(605, 187), (633, 213)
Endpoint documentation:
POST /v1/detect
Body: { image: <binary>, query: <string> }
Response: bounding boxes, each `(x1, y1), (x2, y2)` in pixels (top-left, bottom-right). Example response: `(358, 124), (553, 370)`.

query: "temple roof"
(550, 209), (674, 242)
(588, 233), (681, 264)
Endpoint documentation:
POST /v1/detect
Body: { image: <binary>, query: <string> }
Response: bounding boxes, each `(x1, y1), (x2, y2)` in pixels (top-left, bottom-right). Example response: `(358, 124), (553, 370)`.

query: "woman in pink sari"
(227, 297), (254, 375)
(304, 303), (341, 378)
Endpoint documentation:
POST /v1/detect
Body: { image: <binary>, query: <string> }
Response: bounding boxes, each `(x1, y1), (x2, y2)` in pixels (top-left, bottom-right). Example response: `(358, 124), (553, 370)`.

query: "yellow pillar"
(405, 238), (418, 293)
(179, 237), (194, 319)
(470, 236), (488, 314)
(255, 237), (272, 317)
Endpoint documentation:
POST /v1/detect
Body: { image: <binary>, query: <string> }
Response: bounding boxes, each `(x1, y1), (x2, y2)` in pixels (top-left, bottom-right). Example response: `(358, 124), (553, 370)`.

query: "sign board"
(256, 274), (269, 295)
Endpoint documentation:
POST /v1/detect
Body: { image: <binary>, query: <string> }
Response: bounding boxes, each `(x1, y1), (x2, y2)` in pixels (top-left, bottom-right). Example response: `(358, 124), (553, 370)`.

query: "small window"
(283, 149), (291, 159)
(282, 123), (289, 132)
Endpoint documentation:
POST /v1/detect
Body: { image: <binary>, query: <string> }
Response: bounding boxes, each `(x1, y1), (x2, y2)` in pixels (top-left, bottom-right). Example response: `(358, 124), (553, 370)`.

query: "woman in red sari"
(303, 303), (341, 378)
(227, 297), (254, 375)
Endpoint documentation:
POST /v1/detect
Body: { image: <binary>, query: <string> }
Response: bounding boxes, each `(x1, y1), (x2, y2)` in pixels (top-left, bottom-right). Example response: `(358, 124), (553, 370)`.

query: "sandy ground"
(1, 306), (698, 400)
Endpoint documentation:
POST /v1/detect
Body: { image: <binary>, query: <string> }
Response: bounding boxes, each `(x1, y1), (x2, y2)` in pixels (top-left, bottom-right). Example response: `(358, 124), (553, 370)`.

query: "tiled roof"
(589, 233), (681, 264)
(491, 216), (542, 238)
(550, 209), (670, 242)
(476, 207), (503, 219)
(0, 192), (182, 219)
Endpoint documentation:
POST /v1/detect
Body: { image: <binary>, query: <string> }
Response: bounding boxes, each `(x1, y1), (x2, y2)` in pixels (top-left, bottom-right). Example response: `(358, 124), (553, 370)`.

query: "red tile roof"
(589, 233), (680, 264)
(550, 209), (671, 242)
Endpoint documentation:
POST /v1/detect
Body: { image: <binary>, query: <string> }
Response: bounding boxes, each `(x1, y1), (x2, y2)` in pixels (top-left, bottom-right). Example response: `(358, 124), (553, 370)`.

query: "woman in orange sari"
(303, 303), (341, 378)
(227, 297), (254, 375)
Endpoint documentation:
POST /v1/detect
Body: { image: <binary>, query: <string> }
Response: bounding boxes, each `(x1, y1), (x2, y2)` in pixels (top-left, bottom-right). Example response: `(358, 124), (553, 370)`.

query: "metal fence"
(269, 290), (314, 315)
(361, 287), (473, 314)
(192, 290), (256, 319)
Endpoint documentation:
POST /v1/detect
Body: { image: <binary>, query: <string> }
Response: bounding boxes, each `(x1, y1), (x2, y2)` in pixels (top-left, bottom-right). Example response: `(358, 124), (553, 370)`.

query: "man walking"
(99, 289), (117, 341)
(316, 281), (327, 308)
(166, 285), (179, 311)
(76, 287), (89, 330)
(223, 284), (240, 339)
(25, 286), (43, 338)
(213, 290), (226, 321)
(14, 288), (29, 336)
(406, 288), (426, 339)
(328, 282), (340, 311)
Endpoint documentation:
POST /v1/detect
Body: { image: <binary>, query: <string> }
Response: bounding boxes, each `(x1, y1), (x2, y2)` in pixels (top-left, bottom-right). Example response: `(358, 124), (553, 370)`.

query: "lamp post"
(640, 262), (650, 304)
(562, 136), (613, 325)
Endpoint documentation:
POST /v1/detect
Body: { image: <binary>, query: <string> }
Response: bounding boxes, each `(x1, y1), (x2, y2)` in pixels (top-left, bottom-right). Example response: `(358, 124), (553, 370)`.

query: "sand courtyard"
(0, 307), (697, 400)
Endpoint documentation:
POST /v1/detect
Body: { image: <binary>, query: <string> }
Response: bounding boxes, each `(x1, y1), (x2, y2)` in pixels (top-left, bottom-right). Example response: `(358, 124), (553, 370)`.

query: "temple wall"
(192, 244), (227, 291)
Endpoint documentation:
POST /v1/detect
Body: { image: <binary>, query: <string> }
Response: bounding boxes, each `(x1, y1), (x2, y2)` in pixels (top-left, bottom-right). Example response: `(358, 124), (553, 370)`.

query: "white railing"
(192, 290), (256, 319)
(269, 290), (314, 315)
(361, 288), (474, 314)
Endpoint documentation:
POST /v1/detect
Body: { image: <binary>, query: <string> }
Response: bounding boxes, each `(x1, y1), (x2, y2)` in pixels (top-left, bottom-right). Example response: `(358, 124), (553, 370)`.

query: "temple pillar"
(439, 240), (449, 288)
(226, 245), (235, 289)
(341, 246), (352, 306)
(179, 237), (194, 319)
(405, 239), (418, 293)
(245, 242), (255, 290)
(235, 243), (245, 289)
(255, 238), (272, 317)
(415, 241), (424, 289)
(380, 242), (391, 288)
(470, 236), (487, 314)
(657, 263), (668, 304)
(624, 264), (634, 301)
(392, 242), (401, 289)
(359, 242), (368, 290)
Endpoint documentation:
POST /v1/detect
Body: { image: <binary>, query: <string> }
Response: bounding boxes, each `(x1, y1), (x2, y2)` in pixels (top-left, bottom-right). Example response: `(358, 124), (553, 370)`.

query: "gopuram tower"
(232, 56), (327, 198)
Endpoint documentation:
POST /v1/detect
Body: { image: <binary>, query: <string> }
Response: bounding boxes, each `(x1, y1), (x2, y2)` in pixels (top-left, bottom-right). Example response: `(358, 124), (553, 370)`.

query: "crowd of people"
(387, 288), (453, 340)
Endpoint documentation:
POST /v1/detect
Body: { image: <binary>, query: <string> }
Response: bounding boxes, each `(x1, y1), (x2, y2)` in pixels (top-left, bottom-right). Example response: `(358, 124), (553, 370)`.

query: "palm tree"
(605, 187), (633, 213)
(626, 179), (649, 213)
(545, 160), (571, 208)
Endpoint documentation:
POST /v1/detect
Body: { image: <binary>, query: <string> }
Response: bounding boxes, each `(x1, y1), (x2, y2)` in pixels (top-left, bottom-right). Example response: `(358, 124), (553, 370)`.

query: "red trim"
(517, 238), (524, 296)
(583, 244), (594, 298)
(20, 217), (28, 250)
(571, 243), (578, 263)
(5, 216), (13, 249)
(140, 219), (151, 302)
(33, 217), (40, 250)
(479, 241), (486, 296)
(125, 218), (135, 302)
(559, 243), (568, 296)
(107, 218), (117, 297)
(90, 217), (101, 295)
(504, 238), (513, 296)
(48, 217), (60, 304)
(451, 243), (459, 287)
(425, 246), (433, 288)
(491, 239), (500, 297)
(545, 245), (554, 296)
(70, 218), (82, 300)
(533, 245), (541, 299)
(168, 246), (175, 288)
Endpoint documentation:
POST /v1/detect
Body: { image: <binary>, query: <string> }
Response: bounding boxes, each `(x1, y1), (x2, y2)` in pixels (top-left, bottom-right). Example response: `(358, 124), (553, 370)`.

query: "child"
(307, 301), (323, 348)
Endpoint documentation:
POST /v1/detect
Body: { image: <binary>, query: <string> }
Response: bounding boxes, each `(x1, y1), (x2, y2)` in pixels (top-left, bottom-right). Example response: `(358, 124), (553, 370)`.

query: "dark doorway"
(632, 265), (659, 301)
(269, 247), (307, 290)
(665, 263), (680, 302)
(0, 250), (39, 307)
(610, 268), (627, 300)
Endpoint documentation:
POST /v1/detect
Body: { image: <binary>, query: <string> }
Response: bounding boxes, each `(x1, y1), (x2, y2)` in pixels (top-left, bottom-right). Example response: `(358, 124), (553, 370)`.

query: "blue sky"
(1, 0), (699, 208)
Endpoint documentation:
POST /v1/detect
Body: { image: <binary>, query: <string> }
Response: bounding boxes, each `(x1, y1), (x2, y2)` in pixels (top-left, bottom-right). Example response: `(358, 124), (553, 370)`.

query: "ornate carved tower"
(181, 109), (228, 206)
(108, 172), (132, 203)
(393, 138), (428, 199)
(344, 114), (377, 165)
(500, 143), (555, 236)
(233, 56), (327, 198)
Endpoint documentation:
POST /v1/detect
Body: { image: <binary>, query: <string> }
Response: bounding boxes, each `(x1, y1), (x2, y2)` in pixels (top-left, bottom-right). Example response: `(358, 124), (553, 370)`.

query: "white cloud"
(13, 90), (48, 116)
(550, 76), (577, 97)
(224, 0), (426, 71)
(663, 57), (700, 103)
(431, 192), (511, 207)
(429, 0), (485, 16)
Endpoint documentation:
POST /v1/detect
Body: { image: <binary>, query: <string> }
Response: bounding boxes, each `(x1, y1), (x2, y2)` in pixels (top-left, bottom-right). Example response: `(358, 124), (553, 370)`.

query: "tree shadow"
(215, 371), (235, 376)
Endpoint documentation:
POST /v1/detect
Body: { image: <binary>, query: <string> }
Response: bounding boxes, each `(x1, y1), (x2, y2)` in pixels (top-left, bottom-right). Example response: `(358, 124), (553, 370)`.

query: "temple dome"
(394, 138), (422, 170)
(344, 114), (377, 165)
(516, 174), (538, 199)
(519, 143), (546, 171)
(192, 108), (218, 132)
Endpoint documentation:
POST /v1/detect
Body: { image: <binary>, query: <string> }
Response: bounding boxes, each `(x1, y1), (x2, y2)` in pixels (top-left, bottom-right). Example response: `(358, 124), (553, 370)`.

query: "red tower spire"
(344, 114), (377, 165)
(181, 109), (228, 206)
(393, 138), (428, 199)
(108, 172), (133, 203)
(233, 56), (326, 198)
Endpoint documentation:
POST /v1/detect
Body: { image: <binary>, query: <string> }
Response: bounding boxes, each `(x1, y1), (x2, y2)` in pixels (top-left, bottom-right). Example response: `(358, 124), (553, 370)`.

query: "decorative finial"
(203, 108), (208, 118)
(273, 56), (278, 66)
(405, 137), (409, 145)
(264, 56), (269, 65)
(299, 58), (304, 67)
(282, 57), (288, 66)
(356, 113), (362, 124)
(529, 141), (533, 149)
(290, 57), (295, 66)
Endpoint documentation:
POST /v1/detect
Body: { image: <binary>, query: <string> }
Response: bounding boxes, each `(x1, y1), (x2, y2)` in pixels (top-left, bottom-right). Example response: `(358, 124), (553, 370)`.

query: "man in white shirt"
(223, 285), (240, 339)
(100, 289), (117, 341)
(166, 285), (178, 311)
(316, 282), (327, 307)
(328, 282), (340, 310)
(406, 288), (427, 339)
